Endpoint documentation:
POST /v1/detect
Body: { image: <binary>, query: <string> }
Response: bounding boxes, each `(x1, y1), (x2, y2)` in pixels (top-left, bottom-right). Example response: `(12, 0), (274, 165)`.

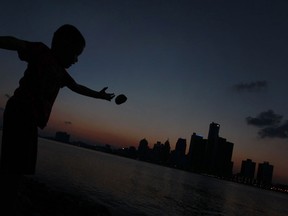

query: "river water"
(2, 136), (288, 215)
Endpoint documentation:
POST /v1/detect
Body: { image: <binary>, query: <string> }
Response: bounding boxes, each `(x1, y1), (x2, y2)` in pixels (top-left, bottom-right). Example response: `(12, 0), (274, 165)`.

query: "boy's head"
(51, 24), (86, 68)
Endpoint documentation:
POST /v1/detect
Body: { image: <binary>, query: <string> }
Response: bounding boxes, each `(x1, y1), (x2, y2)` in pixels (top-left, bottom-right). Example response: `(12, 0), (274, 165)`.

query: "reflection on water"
(2, 136), (288, 216)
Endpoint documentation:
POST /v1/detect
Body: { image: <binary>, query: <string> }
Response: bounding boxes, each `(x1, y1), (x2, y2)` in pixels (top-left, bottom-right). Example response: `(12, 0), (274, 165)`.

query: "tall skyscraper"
(208, 122), (220, 142)
(204, 122), (234, 177)
(175, 138), (186, 156)
(171, 138), (187, 169)
(205, 122), (220, 174)
(257, 162), (274, 187)
(240, 159), (256, 183)
(188, 133), (206, 172)
(215, 137), (234, 177)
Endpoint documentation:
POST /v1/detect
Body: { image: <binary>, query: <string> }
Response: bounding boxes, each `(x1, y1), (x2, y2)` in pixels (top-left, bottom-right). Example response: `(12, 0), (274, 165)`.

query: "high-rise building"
(204, 122), (234, 177)
(138, 138), (149, 161)
(163, 140), (171, 162)
(171, 138), (187, 169)
(175, 138), (186, 156)
(208, 122), (220, 142)
(151, 140), (171, 164)
(215, 137), (234, 177)
(205, 122), (220, 174)
(188, 133), (206, 172)
(240, 159), (256, 183)
(257, 162), (274, 187)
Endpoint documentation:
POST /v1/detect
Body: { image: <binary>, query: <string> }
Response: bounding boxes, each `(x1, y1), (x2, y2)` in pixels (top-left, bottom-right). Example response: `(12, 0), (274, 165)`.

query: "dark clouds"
(246, 110), (282, 127)
(246, 110), (288, 139)
(234, 81), (268, 92)
(258, 121), (288, 139)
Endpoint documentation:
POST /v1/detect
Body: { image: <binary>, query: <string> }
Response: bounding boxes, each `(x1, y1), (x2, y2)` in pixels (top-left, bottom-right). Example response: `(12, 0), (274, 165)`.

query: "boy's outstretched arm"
(0, 36), (27, 51)
(68, 83), (115, 101)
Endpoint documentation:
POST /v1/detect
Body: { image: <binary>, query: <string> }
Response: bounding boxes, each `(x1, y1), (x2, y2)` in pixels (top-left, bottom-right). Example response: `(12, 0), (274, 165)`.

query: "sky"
(1, 0), (288, 184)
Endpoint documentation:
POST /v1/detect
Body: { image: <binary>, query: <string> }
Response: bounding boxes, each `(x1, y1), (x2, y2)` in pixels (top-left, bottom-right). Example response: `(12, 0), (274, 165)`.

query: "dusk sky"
(1, 0), (288, 184)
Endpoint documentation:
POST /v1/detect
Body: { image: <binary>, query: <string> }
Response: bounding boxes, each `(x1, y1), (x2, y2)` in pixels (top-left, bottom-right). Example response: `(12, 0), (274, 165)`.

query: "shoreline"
(17, 176), (111, 216)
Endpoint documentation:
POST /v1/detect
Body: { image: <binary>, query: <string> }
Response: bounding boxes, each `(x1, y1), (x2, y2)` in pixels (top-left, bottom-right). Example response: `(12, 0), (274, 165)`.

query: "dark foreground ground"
(16, 177), (111, 216)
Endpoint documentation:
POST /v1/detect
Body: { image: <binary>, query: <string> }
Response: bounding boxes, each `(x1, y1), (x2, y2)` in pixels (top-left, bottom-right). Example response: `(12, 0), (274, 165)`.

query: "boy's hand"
(68, 83), (115, 101)
(99, 87), (115, 101)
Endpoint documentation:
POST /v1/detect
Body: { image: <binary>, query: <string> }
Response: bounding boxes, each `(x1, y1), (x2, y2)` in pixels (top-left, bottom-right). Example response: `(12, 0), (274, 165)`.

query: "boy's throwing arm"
(68, 82), (115, 101)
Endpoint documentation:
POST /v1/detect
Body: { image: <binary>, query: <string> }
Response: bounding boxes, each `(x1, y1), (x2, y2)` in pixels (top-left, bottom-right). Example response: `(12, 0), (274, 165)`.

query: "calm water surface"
(1, 136), (288, 215)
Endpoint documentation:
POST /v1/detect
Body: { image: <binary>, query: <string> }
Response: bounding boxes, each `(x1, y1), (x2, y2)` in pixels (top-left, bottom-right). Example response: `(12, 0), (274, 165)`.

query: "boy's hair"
(51, 24), (86, 50)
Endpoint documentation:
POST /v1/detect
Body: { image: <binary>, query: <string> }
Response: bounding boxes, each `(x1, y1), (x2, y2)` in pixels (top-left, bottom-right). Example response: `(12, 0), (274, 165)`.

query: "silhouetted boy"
(0, 24), (115, 214)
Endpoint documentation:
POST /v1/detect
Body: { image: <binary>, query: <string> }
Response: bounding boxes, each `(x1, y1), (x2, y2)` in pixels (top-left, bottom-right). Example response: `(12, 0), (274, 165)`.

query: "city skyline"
(50, 121), (276, 185)
(138, 122), (274, 183)
(134, 122), (276, 180)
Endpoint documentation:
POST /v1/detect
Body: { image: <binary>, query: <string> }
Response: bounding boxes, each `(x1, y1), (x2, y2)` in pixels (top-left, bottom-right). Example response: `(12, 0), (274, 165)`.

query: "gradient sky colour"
(1, 0), (288, 184)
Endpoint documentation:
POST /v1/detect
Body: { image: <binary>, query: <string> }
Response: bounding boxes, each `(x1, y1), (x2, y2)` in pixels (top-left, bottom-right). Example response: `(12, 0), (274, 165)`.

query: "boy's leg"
(0, 97), (38, 214)
(0, 100), (22, 214)
(0, 171), (22, 211)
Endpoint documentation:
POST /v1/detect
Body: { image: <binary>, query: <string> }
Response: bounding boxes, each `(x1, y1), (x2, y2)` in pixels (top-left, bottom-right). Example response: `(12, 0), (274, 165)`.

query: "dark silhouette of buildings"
(48, 121), (274, 187)
(55, 131), (70, 143)
(175, 138), (187, 155)
(188, 133), (206, 173)
(185, 122), (234, 177)
(170, 138), (187, 169)
(127, 136), (275, 187)
(240, 159), (256, 184)
(138, 138), (149, 161)
(203, 122), (234, 177)
(136, 122), (234, 178)
(163, 140), (171, 162)
(257, 162), (274, 188)
(51, 122), (279, 189)
(151, 140), (170, 164)
(237, 159), (274, 187)
(137, 139), (171, 164)
(215, 137), (234, 177)
(117, 146), (137, 159)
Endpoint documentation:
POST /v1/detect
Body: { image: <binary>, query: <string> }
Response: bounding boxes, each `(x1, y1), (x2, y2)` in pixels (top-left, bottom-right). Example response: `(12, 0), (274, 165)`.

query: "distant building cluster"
(236, 159), (274, 188)
(133, 122), (274, 186)
(55, 131), (70, 143)
(135, 122), (234, 178)
(53, 122), (275, 187)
